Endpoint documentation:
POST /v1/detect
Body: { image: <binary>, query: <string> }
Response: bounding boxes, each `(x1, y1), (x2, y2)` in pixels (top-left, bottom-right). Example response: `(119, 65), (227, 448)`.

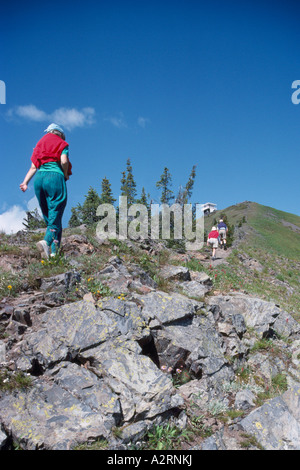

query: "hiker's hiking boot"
(36, 240), (50, 259)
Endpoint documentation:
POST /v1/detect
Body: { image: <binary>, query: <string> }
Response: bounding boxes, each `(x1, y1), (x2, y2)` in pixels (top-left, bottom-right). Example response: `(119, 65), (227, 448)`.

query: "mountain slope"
(0, 203), (299, 450)
(203, 201), (300, 319)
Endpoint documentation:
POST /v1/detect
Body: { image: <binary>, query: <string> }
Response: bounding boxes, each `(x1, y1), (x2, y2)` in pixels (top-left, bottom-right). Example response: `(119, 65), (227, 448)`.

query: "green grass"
(0, 243), (22, 255)
(255, 373), (288, 406)
(0, 370), (32, 392)
(145, 423), (192, 450)
(73, 438), (108, 450)
(193, 202), (300, 316)
(206, 201), (300, 261)
(247, 204), (300, 260)
(0, 270), (24, 300)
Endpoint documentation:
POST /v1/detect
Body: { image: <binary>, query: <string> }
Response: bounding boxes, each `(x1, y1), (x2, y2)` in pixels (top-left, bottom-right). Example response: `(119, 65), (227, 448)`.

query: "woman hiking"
(207, 226), (219, 261)
(20, 123), (72, 259)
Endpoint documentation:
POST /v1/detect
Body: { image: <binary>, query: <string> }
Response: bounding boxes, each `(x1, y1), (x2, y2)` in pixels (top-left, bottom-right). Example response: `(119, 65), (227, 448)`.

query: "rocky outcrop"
(240, 386), (300, 450)
(95, 256), (157, 295)
(207, 293), (300, 339)
(0, 253), (299, 450)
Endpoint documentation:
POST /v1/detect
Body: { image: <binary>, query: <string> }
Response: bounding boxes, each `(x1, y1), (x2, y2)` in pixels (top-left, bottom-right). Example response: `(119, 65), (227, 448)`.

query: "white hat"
(44, 123), (65, 135)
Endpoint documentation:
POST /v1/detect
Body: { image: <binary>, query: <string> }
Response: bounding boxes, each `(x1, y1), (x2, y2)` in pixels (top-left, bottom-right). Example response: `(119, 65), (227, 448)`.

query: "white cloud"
(105, 113), (127, 128)
(15, 105), (48, 122)
(0, 197), (41, 234)
(7, 105), (96, 130)
(51, 107), (95, 129)
(104, 113), (150, 129)
(0, 205), (27, 234)
(137, 116), (150, 128)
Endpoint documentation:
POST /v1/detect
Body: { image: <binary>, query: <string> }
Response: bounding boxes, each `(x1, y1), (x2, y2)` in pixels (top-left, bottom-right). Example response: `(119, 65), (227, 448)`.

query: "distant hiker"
(20, 123), (72, 259)
(217, 219), (228, 250)
(207, 226), (219, 260)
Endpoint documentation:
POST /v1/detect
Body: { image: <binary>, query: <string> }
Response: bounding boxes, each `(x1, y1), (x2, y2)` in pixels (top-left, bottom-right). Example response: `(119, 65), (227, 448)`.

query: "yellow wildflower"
(7, 285), (12, 290)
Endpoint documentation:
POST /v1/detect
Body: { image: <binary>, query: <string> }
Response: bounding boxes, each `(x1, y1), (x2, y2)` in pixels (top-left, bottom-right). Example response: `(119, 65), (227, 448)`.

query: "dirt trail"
(203, 245), (232, 266)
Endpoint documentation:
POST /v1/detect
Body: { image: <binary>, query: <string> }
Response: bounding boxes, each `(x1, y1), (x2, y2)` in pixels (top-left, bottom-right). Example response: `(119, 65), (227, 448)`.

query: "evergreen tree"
(68, 205), (82, 227)
(175, 165), (197, 206)
(22, 209), (46, 231)
(120, 171), (127, 197)
(136, 187), (149, 208)
(120, 159), (137, 206)
(183, 165), (197, 204)
(100, 176), (116, 205)
(156, 167), (174, 204)
(126, 159), (137, 205)
(81, 187), (101, 226)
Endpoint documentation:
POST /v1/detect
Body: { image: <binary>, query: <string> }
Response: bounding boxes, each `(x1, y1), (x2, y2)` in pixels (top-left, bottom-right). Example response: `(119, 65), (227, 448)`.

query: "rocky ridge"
(0, 231), (299, 450)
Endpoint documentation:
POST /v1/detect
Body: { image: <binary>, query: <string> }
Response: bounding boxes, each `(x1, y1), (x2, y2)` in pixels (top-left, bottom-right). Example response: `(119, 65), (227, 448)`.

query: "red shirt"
(208, 230), (219, 239)
(31, 133), (72, 175)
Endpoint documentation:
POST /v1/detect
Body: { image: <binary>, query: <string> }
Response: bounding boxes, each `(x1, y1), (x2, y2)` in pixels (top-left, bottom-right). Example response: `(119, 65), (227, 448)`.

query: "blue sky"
(1, 0), (300, 233)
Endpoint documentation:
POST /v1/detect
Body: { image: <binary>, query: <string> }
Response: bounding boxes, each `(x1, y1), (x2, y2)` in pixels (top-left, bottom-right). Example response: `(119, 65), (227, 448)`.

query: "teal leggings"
(34, 171), (67, 254)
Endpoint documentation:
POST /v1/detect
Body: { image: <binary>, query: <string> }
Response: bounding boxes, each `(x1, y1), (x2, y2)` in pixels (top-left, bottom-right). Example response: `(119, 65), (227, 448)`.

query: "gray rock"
(232, 314), (247, 337)
(200, 435), (219, 450)
(190, 271), (212, 285)
(13, 308), (32, 326)
(240, 386), (300, 450)
(207, 294), (300, 339)
(80, 337), (179, 422)
(0, 340), (6, 363)
(2, 297), (183, 449)
(61, 234), (94, 257)
(115, 421), (150, 444)
(1, 273), (299, 452)
(234, 389), (256, 410)
(134, 290), (199, 325)
(17, 299), (146, 371)
(159, 265), (191, 282)
(179, 280), (210, 298)
(40, 271), (81, 294)
(96, 256), (157, 294)
(0, 375), (115, 450)
(153, 313), (233, 383)
(247, 353), (281, 382)
(0, 429), (8, 449)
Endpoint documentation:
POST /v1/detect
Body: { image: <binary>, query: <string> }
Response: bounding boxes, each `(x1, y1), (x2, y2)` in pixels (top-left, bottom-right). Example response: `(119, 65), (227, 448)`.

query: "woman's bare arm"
(20, 163), (37, 192)
(60, 153), (69, 181)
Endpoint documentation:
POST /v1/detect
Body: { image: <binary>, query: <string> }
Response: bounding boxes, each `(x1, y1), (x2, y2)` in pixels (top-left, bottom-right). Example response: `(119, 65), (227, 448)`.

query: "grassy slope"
(1, 201), (299, 320)
(203, 202), (300, 319)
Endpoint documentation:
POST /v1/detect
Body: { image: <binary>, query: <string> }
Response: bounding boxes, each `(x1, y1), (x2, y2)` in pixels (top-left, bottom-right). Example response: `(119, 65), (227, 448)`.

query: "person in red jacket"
(20, 123), (72, 259)
(207, 226), (219, 260)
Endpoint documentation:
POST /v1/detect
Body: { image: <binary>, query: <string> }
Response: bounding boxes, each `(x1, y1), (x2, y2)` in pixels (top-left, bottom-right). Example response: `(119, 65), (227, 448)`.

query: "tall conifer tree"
(156, 167), (174, 204)
(81, 187), (101, 225)
(100, 176), (116, 205)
